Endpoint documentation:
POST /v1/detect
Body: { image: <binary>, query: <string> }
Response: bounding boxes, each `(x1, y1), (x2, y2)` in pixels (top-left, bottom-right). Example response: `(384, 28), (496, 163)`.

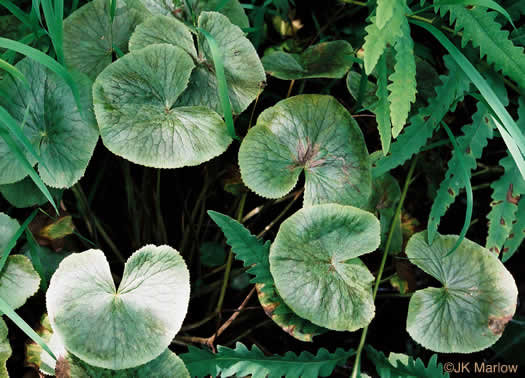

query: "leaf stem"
(350, 156), (418, 378)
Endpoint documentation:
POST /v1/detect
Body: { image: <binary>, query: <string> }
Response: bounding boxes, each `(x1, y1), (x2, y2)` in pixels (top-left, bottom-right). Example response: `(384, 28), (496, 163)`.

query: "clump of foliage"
(0, 0), (524, 377)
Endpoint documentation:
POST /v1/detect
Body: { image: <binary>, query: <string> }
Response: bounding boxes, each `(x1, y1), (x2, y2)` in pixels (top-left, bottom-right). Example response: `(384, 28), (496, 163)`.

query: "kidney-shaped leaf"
(239, 95), (371, 207)
(46, 245), (191, 370)
(63, 0), (148, 80)
(406, 232), (518, 353)
(262, 41), (353, 80)
(93, 43), (232, 168)
(0, 59), (98, 188)
(269, 204), (380, 331)
(129, 11), (266, 115)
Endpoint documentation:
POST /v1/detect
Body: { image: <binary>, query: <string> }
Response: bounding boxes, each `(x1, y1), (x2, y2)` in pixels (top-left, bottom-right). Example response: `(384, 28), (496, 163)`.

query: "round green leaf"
(0, 255), (41, 310)
(131, 11), (265, 115)
(269, 204), (380, 331)
(66, 348), (190, 377)
(0, 177), (62, 208)
(239, 95), (371, 207)
(46, 245), (191, 370)
(93, 43), (232, 168)
(0, 59), (98, 188)
(63, 0), (148, 80)
(0, 318), (11, 378)
(128, 15), (197, 57)
(262, 41), (353, 80)
(0, 212), (19, 251)
(406, 232), (518, 353)
(138, 0), (174, 15)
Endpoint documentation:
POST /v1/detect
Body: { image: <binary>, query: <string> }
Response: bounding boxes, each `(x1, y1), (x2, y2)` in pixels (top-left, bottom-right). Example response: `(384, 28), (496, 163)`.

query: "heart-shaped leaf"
(239, 95), (371, 207)
(0, 59), (98, 188)
(129, 11), (266, 115)
(138, 0), (175, 15)
(93, 43), (232, 168)
(64, 349), (190, 377)
(63, 0), (148, 80)
(269, 204), (380, 331)
(0, 212), (19, 250)
(46, 245), (191, 370)
(406, 232), (518, 353)
(262, 41), (353, 80)
(0, 318), (11, 378)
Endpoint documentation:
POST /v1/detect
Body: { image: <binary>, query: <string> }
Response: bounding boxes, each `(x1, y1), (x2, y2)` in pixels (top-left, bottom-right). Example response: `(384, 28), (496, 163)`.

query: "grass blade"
(0, 0), (33, 29)
(411, 20), (525, 180)
(0, 128), (58, 214)
(0, 59), (29, 87)
(197, 28), (238, 140)
(0, 209), (38, 272)
(0, 296), (56, 361)
(0, 37), (83, 119)
(24, 228), (47, 290)
(441, 122), (473, 256)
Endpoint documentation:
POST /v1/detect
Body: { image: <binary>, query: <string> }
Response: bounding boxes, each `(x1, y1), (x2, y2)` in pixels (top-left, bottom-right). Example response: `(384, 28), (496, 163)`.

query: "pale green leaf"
(0, 212), (19, 252)
(65, 349), (190, 377)
(63, 0), (148, 80)
(128, 15), (197, 57)
(239, 95), (371, 208)
(270, 204), (380, 331)
(375, 54), (391, 154)
(93, 44), (232, 168)
(46, 245), (190, 370)
(376, 0), (395, 29)
(0, 58), (98, 188)
(174, 12), (266, 115)
(406, 232), (518, 353)
(262, 41), (353, 80)
(137, 0), (174, 15)
(0, 254), (40, 310)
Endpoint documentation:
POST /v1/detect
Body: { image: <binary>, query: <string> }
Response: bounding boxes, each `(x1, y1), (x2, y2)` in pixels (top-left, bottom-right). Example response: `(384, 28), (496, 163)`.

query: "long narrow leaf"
(197, 28), (238, 140)
(441, 122), (473, 256)
(0, 0), (33, 29)
(0, 296), (56, 361)
(0, 38), (83, 118)
(411, 20), (525, 180)
(0, 209), (37, 272)
(0, 129), (58, 214)
(0, 59), (29, 87)
(24, 228), (47, 290)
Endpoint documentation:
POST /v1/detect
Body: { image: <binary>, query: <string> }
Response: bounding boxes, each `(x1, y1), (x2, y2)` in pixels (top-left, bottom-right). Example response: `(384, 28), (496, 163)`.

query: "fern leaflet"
(362, 0), (405, 74)
(366, 346), (450, 378)
(428, 75), (507, 243)
(208, 211), (326, 341)
(502, 196), (525, 262)
(180, 343), (355, 378)
(373, 55), (471, 177)
(374, 54), (391, 154)
(437, 5), (525, 89)
(486, 96), (525, 255)
(388, 18), (417, 137)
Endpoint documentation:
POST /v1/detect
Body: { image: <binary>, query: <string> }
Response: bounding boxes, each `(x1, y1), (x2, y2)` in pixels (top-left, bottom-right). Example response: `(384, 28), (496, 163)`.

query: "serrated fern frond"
(374, 54), (391, 154)
(388, 19), (417, 137)
(207, 210), (272, 284)
(428, 76), (508, 242)
(502, 197), (525, 262)
(437, 5), (525, 89)
(208, 211), (327, 341)
(366, 346), (450, 378)
(363, 0), (405, 74)
(486, 96), (525, 255)
(180, 342), (355, 378)
(373, 55), (471, 176)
